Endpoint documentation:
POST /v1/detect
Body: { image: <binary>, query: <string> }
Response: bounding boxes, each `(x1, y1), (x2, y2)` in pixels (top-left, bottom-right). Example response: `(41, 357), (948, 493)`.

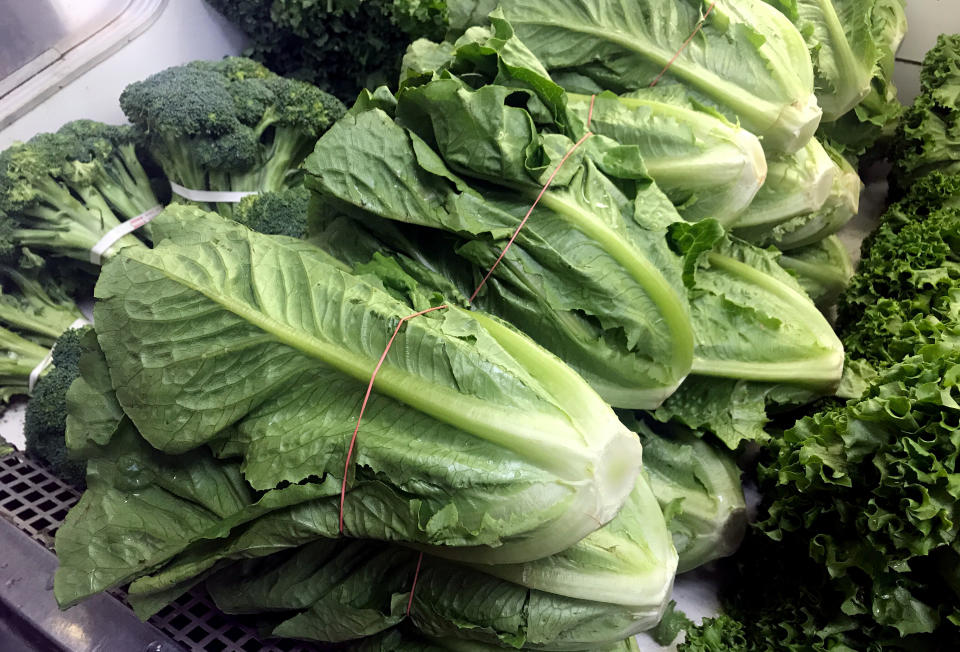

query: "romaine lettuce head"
(306, 79), (696, 409)
(566, 89), (766, 225)
(764, 0), (879, 122)
(815, 0), (908, 159)
(732, 138), (861, 250)
(84, 205), (643, 565)
(196, 475), (676, 650)
(465, 0), (819, 153)
(628, 417), (746, 573)
(778, 234), (854, 308)
(403, 20), (766, 225)
(672, 221), (845, 389)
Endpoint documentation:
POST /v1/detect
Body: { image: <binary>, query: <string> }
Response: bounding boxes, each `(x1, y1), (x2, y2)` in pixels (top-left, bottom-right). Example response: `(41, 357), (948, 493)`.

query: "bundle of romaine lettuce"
(53, 204), (686, 649)
(306, 15), (844, 421)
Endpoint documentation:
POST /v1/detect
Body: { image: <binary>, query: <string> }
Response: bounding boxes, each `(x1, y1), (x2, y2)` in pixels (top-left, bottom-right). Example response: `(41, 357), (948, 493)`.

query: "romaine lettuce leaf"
(628, 417), (746, 573)
(765, 0), (877, 122)
(731, 138), (862, 250)
(778, 234), (854, 308)
(566, 89), (766, 225)
(306, 81), (695, 408)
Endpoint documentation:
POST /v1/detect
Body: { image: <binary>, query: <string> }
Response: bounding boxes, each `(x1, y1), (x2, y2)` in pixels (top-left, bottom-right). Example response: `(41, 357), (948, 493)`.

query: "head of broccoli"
(24, 326), (90, 487)
(119, 58), (345, 216)
(0, 121), (156, 262)
(233, 186), (310, 239)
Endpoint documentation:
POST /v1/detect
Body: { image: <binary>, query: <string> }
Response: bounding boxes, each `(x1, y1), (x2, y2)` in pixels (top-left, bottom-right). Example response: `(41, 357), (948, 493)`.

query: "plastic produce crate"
(0, 450), (326, 652)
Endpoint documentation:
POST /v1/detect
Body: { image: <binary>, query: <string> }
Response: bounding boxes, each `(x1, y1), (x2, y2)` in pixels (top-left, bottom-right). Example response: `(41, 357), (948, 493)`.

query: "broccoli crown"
(233, 186), (310, 238)
(0, 125), (130, 209)
(119, 58), (345, 201)
(0, 140), (56, 215)
(0, 120), (157, 260)
(119, 58), (345, 165)
(120, 64), (242, 137)
(24, 326), (90, 487)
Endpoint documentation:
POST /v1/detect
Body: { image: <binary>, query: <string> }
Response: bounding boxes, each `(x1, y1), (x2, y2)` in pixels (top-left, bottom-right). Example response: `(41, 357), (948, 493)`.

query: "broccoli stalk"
(0, 121), (158, 263)
(0, 325), (49, 402)
(119, 58), (345, 218)
(0, 266), (86, 345)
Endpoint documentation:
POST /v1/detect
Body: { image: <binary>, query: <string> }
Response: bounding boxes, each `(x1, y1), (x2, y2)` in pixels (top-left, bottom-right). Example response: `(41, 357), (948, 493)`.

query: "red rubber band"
(406, 551), (425, 617)
(338, 305), (448, 534)
(649, 2), (717, 88)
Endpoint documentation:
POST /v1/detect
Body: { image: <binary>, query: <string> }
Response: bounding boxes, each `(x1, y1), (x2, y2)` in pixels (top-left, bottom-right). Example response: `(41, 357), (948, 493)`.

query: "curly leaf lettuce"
(758, 347), (960, 639)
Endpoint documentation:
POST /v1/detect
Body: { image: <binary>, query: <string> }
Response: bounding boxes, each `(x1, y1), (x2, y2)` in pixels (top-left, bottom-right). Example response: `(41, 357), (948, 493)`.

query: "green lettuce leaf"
(764, 0), (877, 122)
(198, 475), (676, 649)
(404, 19), (766, 225)
(895, 35), (960, 187)
(758, 347), (960, 639)
(671, 221), (844, 387)
(628, 417), (746, 573)
(566, 89), (766, 225)
(732, 138), (862, 250)
(778, 234), (854, 309)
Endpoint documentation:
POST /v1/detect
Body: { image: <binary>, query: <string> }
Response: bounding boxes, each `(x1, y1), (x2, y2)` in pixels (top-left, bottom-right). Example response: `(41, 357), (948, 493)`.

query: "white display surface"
(0, 0), (246, 149)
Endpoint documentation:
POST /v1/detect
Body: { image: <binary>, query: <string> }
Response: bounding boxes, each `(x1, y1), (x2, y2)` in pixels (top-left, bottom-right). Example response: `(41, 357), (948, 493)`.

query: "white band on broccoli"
(169, 182), (259, 203)
(89, 205), (164, 265)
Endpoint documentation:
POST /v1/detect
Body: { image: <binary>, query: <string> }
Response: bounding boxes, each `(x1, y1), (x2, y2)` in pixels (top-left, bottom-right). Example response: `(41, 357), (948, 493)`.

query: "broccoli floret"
(24, 326), (90, 487)
(0, 120), (157, 263)
(54, 120), (161, 222)
(233, 186), (310, 238)
(119, 58), (345, 218)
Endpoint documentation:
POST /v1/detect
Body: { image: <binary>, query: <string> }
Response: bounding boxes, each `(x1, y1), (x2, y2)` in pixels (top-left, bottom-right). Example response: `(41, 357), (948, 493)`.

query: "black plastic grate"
(0, 451), (321, 652)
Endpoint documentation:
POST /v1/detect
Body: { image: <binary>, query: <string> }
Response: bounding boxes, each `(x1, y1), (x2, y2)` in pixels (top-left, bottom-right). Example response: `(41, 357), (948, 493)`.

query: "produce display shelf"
(0, 450), (325, 652)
